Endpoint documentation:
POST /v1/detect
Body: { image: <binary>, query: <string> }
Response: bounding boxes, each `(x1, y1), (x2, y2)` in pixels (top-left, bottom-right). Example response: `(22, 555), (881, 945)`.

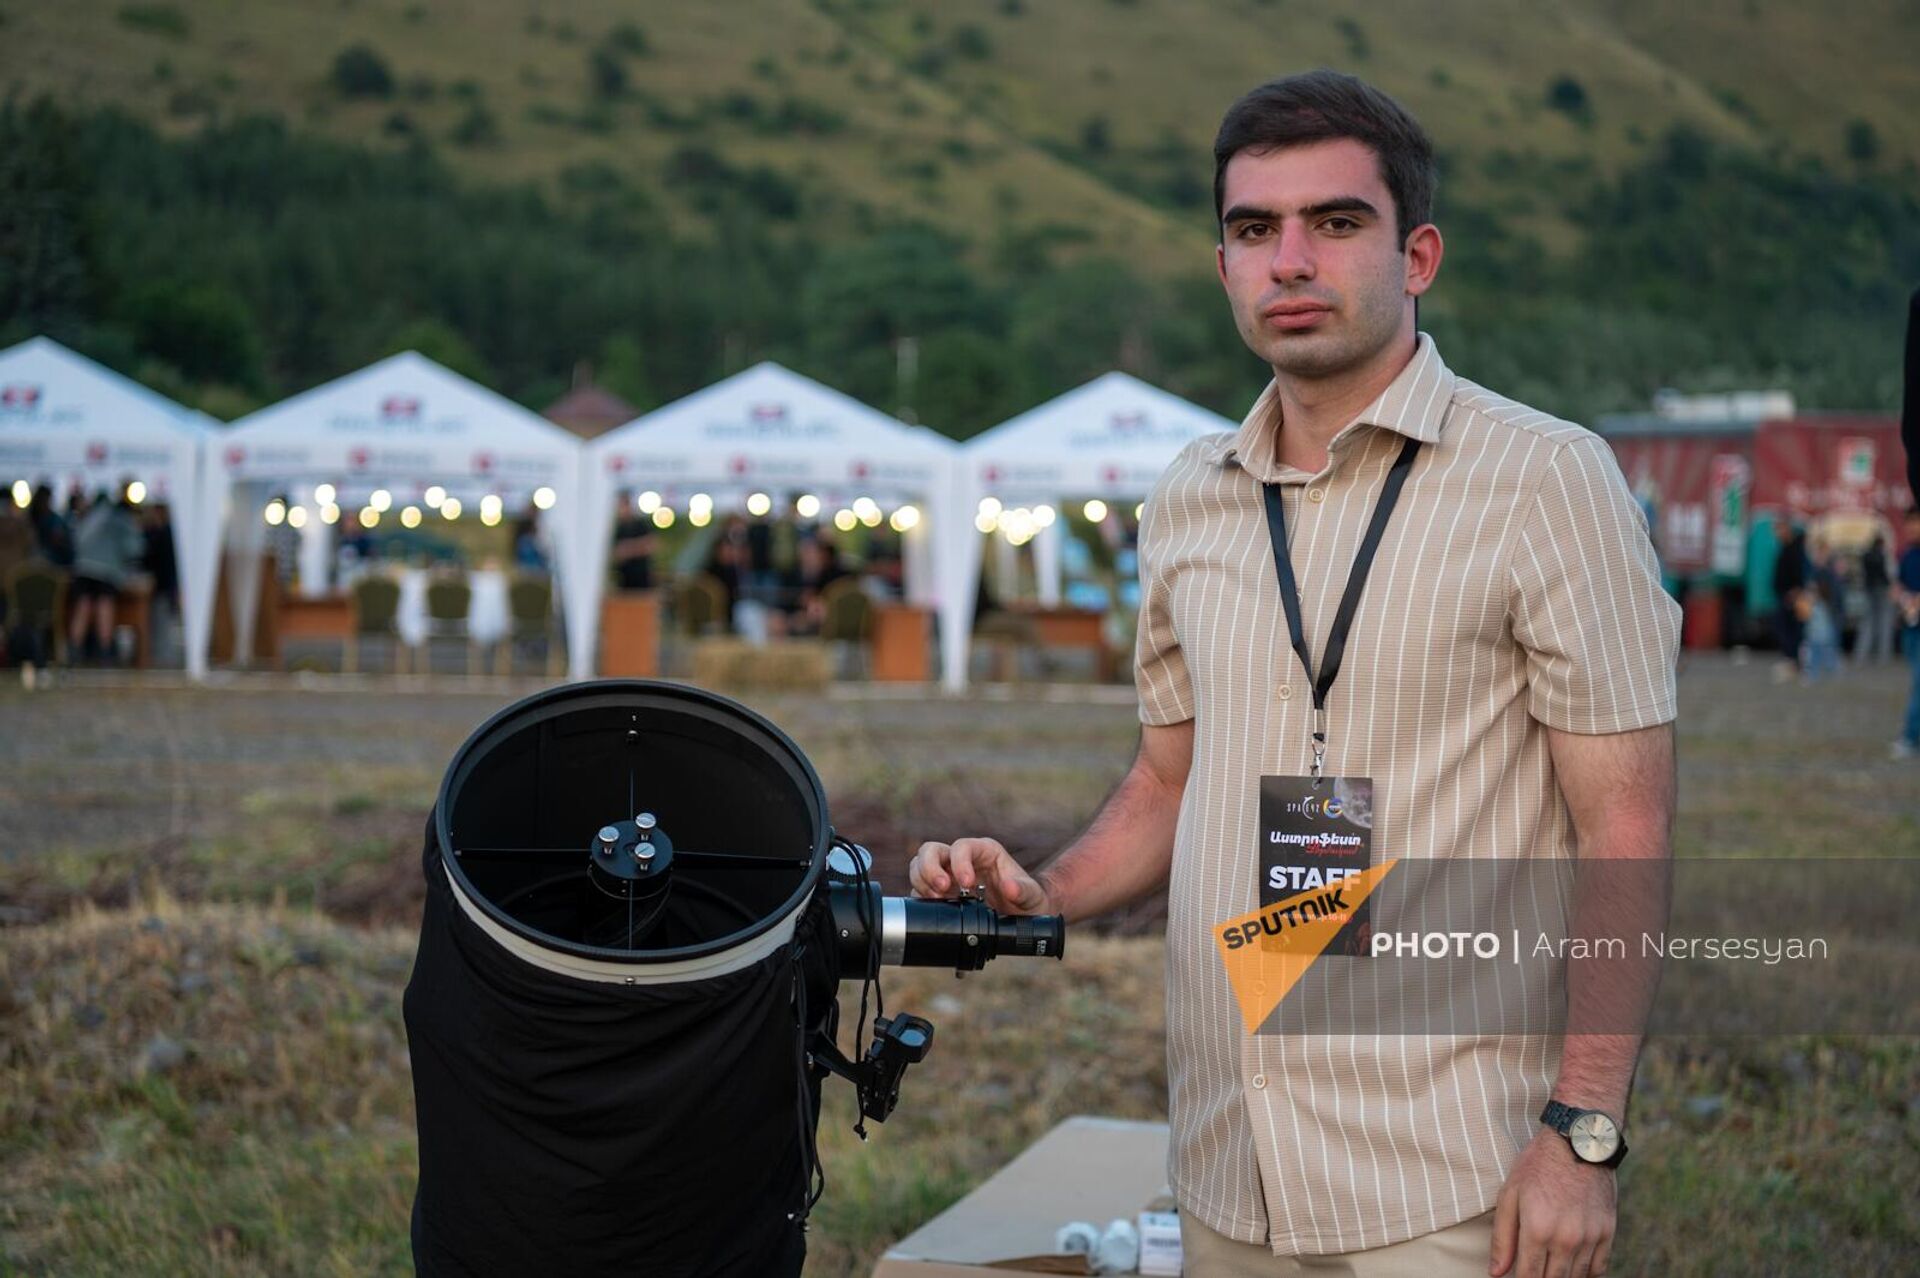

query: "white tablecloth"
(396, 569), (511, 646)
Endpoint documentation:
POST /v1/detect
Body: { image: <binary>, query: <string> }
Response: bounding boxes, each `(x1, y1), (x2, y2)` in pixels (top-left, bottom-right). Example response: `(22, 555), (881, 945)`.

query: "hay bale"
(688, 638), (832, 691)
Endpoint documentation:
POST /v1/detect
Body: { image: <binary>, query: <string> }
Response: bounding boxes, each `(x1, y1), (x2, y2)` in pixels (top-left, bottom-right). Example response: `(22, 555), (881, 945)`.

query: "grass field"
(2, 658), (1918, 1275)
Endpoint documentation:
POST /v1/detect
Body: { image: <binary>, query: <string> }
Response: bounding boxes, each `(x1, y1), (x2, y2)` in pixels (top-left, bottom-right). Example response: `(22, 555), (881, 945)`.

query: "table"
(870, 603), (932, 682)
(396, 568), (511, 647)
(1013, 604), (1111, 681)
(599, 591), (661, 677)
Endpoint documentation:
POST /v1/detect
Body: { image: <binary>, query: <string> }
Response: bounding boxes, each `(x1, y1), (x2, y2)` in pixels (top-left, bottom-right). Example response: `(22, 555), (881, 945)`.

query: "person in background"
(610, 495), (657, 590)
(514, 513), (549, 574)
(140, 502), (179, 658)
(0, 484), (31, 652)
(68, 482), (145, 665)
(781, 534), (849, 636)
(1801, 548), (1841, 682)
(1771, 513), (1808, 680)
(28, 483), (73, 568)
(706, 516), (750, 632)
(1892, 510), (1920, 759)
(1855, 533), (1893, 663)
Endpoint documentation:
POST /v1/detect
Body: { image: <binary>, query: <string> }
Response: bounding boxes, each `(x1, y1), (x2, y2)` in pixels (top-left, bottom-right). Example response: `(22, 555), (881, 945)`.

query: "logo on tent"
(225, 446), (247, 468)
(382, 395), (422, 421)
(349, 446), (372, 470)
(850, 460), (871, 480)
(749, 403), (786, 422)
(473, 452), (495, 475)
(1102, 465), (1123, 484)
(1110, 411), (1148, 432)
(730, 455), (752, 476)
(606, 455), (627, 473)
(982, 464), (1004, 483)
(0, 384), (41, 412)
(86, 441), (109, 465)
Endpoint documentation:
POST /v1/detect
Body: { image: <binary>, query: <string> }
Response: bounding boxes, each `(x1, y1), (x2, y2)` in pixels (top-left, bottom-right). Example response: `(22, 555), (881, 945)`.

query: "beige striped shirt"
(1134, 334), (1679, 1255)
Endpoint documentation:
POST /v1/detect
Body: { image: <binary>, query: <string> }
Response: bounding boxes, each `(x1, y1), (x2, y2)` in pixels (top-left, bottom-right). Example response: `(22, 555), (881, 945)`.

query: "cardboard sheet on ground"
(871, 1116), (1169, 1276)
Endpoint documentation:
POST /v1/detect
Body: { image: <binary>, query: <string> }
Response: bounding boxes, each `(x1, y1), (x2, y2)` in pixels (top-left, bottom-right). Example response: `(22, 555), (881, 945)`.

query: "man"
(1771, 513), (1808, 679)
(1891, 510), (1920, 759)
(912, 71), (1679, 1278)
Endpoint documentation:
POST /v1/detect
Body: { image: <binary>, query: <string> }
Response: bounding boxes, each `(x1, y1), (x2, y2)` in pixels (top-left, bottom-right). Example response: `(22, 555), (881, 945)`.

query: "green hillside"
(1, 0), (1916, 432)
(11, 0), (1918, 265)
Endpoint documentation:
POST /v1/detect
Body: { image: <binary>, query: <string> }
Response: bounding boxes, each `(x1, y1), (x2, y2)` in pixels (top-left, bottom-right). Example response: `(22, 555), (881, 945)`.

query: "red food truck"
(1598, 407), (1907, 649)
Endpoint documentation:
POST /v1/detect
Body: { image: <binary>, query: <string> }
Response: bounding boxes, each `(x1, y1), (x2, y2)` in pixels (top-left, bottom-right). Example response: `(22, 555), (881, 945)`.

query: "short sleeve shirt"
(1134, 335), (1680, 1254)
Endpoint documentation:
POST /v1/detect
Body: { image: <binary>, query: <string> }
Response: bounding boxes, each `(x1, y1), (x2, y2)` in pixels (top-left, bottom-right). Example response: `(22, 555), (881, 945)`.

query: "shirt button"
(1277, 684), (1293, 700)
(1307, 488), (1325, 503)
(1251, 1074), (1268, 1090)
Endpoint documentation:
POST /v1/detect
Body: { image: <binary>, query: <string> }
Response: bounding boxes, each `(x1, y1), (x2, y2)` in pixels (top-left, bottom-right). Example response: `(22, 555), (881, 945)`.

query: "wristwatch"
(1540, 1100), (1627, 1168)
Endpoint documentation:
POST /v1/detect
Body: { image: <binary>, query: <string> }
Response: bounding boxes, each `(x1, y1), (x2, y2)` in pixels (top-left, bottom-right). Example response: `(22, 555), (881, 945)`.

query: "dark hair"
(1213, 69), (1436, 243)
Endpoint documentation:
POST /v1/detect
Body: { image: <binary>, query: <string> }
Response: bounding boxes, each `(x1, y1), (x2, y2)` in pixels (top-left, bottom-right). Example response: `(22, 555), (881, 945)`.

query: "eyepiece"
(828, 883), (1066, 975)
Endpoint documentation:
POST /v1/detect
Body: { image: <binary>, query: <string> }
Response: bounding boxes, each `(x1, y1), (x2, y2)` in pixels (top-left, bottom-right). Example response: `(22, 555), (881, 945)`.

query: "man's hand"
(1488, 1128), (1616, 1278)
(908, 838), (1051, 916)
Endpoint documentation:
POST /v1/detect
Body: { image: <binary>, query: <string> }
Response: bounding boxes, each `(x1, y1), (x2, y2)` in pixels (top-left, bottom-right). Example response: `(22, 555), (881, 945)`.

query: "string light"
(10, 480), (29, 508)
(795, 494), (821, 519)
(889, 505), (921, 532)
(400, 506), (422, 529)
(532, 486), (557, 510)
(424, 485), (446, 508)
(286, 505), (309, 529)
(653, 506), (677, 529)
(370, 489), (392, 513)
(1135, 502), (1145, 520)
(360, 507), (381, 528)
(1082, 499), (1109, 523)
(264, 500), (286, 526)
(687, 507), (709, 528)
(125, 481), (147, 505)
(974, 511), (998, 534)
(441, 497), (462, 520)
(1033, 504), (1056, 528)
(637, 490), (661, 514)
(320, 504), (341, 525)
(313, 483), (336, 506)
(977, 496), (1002, 518)
(833, 509), (858, 533)
(746, 492), (772, 517)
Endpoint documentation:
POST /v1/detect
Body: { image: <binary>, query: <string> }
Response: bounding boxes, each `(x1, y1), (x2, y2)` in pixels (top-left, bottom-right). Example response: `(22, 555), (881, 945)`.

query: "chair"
(344, 575), (403, 674)
(5, 559), (68, 671)
(818, 578), (873, 679)
(672, 573), (729, 638)
(973, 607), (1040, 682)
(497, 574), (560, 677)
(424, 573), (476, 674)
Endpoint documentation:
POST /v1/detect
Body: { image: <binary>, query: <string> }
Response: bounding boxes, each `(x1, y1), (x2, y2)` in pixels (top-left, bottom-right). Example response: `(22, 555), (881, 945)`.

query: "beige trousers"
(1180, 1209), (1496, 1277)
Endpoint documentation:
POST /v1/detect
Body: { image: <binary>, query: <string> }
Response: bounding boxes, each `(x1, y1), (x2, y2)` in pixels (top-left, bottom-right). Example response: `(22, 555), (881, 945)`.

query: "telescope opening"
(438, 682), (827, 963)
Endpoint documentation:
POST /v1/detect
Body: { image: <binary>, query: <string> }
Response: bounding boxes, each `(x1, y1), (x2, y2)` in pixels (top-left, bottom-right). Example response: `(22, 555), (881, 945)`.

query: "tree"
(0, 99), (99, 337)
(331, 44), (395, 99)
(117, 281), (263, 389)
(381, 317), (493, 384)
(1845, 118), (1880, 164)
(588, 45), (628, 101)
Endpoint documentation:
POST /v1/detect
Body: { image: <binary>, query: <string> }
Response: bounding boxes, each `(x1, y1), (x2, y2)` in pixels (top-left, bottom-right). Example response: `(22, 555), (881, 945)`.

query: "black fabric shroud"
(403, 820), (838, 1278)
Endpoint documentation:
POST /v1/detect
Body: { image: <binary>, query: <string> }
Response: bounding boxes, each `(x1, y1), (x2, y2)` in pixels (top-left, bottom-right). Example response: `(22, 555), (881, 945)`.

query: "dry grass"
(3, 659), (1919, 1274)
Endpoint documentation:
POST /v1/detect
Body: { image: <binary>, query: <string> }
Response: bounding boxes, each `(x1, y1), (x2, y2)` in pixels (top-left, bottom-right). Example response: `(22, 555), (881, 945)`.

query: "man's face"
(1215, 138), (1433, 379)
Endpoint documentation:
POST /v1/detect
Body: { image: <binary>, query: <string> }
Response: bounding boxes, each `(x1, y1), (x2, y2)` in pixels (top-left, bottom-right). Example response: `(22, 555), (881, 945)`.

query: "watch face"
(1568, 1111), (1620, 1163)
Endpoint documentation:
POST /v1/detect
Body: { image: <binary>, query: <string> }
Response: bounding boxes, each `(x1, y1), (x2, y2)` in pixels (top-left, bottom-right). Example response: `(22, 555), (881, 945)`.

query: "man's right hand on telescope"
(908, 838), (1053, 917)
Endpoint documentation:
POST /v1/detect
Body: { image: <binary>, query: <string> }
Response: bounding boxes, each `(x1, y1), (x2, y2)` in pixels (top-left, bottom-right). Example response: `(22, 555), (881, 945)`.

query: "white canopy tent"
(580, 362), (962, 677)
(0, 337), (219, 677)
(947, 372), (1236, 690)
(207, 351), (586, 675)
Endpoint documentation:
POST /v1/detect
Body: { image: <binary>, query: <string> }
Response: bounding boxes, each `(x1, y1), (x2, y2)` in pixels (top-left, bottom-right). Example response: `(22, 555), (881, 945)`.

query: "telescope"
(403, 680), (1065, 1277)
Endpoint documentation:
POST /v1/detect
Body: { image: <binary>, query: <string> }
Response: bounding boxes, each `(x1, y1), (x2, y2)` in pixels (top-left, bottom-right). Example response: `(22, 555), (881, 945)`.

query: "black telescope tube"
(827, 882), (1066, 975)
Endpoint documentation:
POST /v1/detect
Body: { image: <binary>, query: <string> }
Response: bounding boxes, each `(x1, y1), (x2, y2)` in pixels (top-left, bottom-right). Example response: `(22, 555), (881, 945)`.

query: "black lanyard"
(1261, 434), (1423, 778)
